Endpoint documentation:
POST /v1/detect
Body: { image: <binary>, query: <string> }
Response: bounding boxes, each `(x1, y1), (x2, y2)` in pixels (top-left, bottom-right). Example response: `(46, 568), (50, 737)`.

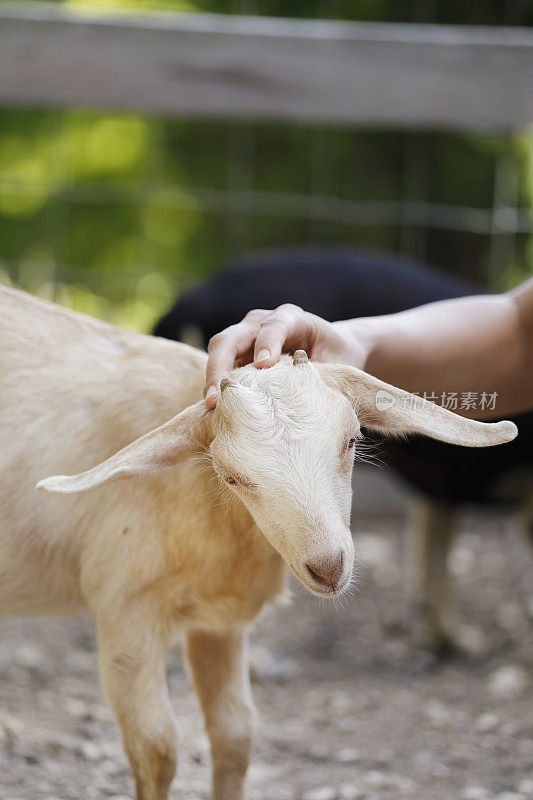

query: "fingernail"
(255, 349), (270, 364)
(206, 385), (218, 399)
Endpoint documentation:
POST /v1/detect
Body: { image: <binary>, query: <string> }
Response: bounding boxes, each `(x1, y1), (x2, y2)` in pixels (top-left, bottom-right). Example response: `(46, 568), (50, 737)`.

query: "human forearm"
(336, 284), (533, 419)
(203, 280), (533, 417)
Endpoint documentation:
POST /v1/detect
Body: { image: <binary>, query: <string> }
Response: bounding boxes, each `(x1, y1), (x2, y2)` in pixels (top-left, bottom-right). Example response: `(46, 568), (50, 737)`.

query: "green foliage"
(1, 0), (532, 331)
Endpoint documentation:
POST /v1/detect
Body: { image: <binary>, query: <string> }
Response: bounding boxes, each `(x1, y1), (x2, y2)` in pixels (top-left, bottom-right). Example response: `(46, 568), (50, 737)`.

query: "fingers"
(252, 304), (303, 368)
(204, 310), (268, 408)
(204, 304), (311, 408)
(205, 332), (238, 407)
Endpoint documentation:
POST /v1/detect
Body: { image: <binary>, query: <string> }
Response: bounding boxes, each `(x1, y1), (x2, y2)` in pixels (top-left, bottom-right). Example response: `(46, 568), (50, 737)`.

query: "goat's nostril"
(306, 551), (344, 587)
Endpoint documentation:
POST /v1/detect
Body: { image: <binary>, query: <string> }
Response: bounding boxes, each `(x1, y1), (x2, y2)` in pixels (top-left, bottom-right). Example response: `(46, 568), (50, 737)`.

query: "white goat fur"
(0, 285), (517, 800)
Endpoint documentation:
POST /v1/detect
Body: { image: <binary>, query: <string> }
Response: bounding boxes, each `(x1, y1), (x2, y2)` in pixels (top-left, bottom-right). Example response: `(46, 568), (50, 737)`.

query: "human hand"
(204, 304), (368, 408)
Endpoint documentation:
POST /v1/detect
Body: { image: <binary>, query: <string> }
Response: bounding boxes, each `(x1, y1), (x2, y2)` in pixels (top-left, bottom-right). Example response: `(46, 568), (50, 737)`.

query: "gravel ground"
(1, 512), (532, 800)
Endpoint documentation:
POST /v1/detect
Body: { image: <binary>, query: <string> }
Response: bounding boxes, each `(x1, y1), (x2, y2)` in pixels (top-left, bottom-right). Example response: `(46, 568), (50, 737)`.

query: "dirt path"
(1, 514), (532, 800)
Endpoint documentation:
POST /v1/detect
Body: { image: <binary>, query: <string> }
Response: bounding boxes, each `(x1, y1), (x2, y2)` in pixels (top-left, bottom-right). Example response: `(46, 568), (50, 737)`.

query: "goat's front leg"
(187, 628), (254, 800)
(95, 612), (177, 800)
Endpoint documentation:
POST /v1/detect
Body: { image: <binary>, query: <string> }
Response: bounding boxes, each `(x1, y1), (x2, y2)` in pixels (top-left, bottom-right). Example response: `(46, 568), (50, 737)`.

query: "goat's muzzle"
(305, 550), (345, 592)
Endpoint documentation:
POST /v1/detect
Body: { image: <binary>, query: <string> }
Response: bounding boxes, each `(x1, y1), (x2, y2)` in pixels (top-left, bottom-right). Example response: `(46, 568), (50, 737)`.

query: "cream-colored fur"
(0, 285), (517, 800)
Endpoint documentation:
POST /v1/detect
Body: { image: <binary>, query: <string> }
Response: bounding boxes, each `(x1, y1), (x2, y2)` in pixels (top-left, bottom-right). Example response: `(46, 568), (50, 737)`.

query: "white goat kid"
(0, 285), (517, 800)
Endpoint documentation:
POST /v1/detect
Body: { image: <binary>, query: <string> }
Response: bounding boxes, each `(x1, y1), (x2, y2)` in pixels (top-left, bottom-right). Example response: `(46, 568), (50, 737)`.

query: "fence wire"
(1, 0), (532, 325)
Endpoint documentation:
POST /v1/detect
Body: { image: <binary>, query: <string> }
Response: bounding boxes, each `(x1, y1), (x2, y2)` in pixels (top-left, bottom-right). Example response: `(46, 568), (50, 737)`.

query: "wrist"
(332, 318), (380, 371)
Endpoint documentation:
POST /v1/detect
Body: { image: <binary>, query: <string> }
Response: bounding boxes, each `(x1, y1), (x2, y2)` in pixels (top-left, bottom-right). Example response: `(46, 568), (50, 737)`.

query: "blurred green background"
(1, 0), (533, 333)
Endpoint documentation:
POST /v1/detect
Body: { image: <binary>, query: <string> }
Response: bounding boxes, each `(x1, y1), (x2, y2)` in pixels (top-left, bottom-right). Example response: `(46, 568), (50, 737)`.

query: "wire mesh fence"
(1, 1), (533, 332)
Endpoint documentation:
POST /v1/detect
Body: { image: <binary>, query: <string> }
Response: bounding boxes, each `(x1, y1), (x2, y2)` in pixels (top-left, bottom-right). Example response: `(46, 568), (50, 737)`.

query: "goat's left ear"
(37, 401), (214, 494)
(317, 364), (517, 447)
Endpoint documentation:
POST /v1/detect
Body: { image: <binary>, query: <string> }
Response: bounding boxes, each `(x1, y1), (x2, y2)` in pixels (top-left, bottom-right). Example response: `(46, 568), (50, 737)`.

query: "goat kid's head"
(38, 353), (517, 599)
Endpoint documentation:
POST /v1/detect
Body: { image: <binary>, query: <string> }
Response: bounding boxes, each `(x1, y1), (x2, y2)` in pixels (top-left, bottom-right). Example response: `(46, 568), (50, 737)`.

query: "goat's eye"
(347, 438), (356, 449)
(224, 476), (237, 485)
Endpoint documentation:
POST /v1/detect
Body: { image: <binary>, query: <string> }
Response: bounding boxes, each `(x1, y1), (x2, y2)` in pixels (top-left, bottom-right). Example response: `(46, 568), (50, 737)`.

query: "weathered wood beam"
(1, 3), (533, 130)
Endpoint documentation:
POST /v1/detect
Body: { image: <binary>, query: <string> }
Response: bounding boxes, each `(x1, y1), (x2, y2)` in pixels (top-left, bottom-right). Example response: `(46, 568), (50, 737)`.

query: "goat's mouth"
(299, 570), (352, 598)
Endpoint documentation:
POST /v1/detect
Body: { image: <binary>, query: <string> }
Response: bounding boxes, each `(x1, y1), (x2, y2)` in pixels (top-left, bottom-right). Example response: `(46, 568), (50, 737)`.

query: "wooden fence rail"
(1, 2), (533, 130)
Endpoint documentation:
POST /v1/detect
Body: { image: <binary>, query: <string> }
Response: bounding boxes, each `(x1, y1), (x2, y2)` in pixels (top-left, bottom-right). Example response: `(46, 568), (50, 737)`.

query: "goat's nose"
(306, 551), (344, 587)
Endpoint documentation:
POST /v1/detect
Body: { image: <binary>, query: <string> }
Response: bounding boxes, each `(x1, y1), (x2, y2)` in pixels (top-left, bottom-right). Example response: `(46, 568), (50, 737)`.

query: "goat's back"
(0, 285), (207, 615)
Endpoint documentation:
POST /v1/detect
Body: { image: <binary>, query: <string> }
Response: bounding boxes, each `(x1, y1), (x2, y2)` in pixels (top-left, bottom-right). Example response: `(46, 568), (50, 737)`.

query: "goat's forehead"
(236, 362), (325, 405)
(218, 362), (353, 435)
(237, 360), (328, 395)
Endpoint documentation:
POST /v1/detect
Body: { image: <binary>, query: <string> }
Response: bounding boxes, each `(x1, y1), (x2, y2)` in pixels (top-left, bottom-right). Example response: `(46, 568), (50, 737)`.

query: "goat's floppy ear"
(317, 364), (517, 447)
(37, 401), (213, 494)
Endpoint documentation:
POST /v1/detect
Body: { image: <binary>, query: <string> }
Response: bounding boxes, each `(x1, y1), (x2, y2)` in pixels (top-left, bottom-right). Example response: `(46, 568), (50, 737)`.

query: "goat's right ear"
(37, 401), (214, 495)
(316, 363), (517, 448)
